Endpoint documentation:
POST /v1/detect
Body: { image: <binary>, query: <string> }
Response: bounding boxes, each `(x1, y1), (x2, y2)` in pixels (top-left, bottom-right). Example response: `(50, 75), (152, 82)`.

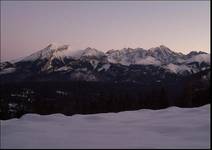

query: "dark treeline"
(0, 79), (210, 120)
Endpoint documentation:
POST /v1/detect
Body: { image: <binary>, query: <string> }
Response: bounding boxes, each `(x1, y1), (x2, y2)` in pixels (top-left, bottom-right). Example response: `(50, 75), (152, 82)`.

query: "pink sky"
(1, 1), (210, 61)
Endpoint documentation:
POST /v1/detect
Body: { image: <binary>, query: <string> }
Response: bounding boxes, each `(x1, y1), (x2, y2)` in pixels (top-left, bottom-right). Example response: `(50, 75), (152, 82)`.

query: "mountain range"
(0, 44), (210, 83)
(0, 44), (210, 119)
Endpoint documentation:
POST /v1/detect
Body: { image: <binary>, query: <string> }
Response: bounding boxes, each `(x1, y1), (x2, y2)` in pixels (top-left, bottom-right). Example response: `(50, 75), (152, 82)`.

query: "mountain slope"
(0, 44), (210, 82)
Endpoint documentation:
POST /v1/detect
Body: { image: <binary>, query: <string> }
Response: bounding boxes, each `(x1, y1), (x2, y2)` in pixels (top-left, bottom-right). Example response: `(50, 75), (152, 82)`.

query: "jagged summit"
(149, 45), (168, 50)
(2, 43), (209, 71)
(159, 45), (170, 49)
(15, 44), (209, 64)
(20, 43), (70, 62)
(0, 44), (210, 82)
(81, 47), (105, 58)
(147, 45), (183, 63)
(148, 45), (174, 53)
(186, 51), (207, 57)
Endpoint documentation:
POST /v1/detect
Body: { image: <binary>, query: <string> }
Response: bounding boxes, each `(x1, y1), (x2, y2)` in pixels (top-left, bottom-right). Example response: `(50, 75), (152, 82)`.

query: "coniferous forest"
(0, 72), (210, 120)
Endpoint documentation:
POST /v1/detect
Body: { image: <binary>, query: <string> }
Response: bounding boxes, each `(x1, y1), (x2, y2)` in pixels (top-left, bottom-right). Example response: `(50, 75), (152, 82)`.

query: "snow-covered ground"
(1, 105), (210, 149)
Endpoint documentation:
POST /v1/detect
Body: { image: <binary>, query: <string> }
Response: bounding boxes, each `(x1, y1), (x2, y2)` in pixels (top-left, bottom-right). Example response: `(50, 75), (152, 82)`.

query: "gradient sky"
(1, 1), (210, 61)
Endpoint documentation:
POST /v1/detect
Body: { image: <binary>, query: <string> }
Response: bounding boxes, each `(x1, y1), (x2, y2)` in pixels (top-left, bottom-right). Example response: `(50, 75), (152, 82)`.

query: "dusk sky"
(1, 1), (210, 61)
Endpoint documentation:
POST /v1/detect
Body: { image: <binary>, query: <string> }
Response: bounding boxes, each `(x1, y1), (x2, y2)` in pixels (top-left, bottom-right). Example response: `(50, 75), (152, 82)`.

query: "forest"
(0, 77), (210, 120)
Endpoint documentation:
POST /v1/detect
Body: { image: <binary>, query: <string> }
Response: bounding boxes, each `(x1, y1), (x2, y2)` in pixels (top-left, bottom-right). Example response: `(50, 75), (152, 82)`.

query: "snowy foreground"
(1, 105), (210, 149)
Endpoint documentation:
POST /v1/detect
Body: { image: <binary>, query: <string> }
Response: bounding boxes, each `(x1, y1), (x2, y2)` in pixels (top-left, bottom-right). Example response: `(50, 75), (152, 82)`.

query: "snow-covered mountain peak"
(106, 49), (119, 55)
(1, 43), (210, 76)
(85, 47), (94, 50)
(147, 45), (183, 63)
(159, 45), (170, 49)
(81, 47), (105, 58)
(20, 44), (70, 62)
(148, 45), (173, 53)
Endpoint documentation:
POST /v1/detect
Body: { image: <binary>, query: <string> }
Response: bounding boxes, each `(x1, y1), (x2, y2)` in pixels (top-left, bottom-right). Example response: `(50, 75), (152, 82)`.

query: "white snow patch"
(165, 63), (191, 74)
(55, 66), (70, 72)
(98, 64), (111, 72)
(175, 58), (186, 63)
(20, 44), (71, 62)
(67, 49), (84, 59)
(81, 48), (105, 58)
(186, 54), (210, 64)
(119, 59), (131, 66)
(136, 56), (161, 65)
(1, 104), (210, 149)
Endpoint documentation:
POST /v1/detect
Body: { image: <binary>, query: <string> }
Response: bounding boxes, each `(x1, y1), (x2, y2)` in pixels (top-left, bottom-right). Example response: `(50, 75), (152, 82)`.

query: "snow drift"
(1, 104), (210, 149)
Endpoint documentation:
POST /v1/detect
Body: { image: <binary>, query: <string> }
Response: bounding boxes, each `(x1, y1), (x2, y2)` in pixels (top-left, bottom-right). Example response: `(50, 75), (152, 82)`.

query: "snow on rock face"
(185, 51), (208, 59)
(147, 45), (182, 63)
(20, 44), (70, 62)
(165, 63), (191, 74)
(81, 47), (105, 58)
(106, 46), (187, 66)
(68, 50), (84, 59)
(98, 64), (111, 72)
(186, 54), (210, 64)
(1, 44), (209, 76)
(175, 58), (186, 63)
(0, 104), (210, 149)
(0, 68), (16, 75)
(89, 59), (99, 69)
(106, 48), (148, 66)
(135, 56), (161, 65)
(55, 66), (71, 72)
(106, 49), (122, 63)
